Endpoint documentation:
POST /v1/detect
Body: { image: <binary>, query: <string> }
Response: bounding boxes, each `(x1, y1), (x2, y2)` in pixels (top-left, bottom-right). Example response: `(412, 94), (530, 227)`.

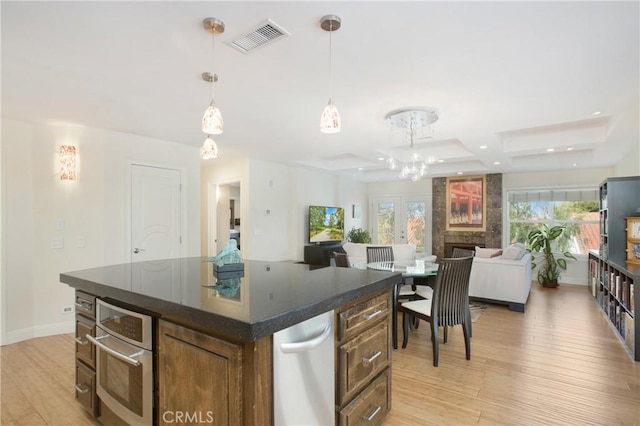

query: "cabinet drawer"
(75, 360), (98, 417)
(75, 315), (95, 369)
(338, 321), (390, 404)
(338, 292), (390, 341)
(76, 291), (96, 319)
(338, 368), (390, 426)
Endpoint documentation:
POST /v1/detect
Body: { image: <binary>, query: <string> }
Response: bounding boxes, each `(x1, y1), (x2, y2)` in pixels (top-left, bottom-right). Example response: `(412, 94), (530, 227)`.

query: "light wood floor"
(383, 284), (640, 425)
(1, 284), (639, 425)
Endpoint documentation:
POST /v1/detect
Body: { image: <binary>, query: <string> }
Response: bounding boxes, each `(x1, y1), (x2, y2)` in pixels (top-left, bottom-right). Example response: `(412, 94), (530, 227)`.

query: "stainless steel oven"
(86, 300), (154, 425)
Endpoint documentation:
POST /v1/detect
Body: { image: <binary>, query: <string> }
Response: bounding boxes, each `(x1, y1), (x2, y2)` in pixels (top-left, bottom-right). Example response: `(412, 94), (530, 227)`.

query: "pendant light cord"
(210, 30), (215, 102)
(328, 20), (333, 100)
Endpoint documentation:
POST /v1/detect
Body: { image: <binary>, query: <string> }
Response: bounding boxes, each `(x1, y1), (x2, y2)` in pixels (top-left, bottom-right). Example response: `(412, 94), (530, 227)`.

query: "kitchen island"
(61, 257), (401, 425)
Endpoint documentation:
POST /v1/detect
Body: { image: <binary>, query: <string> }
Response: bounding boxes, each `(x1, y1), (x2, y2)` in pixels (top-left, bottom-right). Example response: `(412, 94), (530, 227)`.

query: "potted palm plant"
(346, 227), (372, 244)
(527, 224), (576, 288)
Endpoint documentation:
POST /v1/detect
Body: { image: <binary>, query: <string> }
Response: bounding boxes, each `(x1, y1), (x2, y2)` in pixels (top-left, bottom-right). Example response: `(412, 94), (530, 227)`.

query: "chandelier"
(385, 108), (439, 181)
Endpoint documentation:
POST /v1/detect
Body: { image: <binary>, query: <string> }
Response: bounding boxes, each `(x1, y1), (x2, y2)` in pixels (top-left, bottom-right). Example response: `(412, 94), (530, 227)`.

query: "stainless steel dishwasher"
(273, 310), (335, 425)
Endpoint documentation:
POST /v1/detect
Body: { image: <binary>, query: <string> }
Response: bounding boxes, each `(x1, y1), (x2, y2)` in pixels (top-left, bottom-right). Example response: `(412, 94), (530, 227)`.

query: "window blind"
(508, 188), (598, 203)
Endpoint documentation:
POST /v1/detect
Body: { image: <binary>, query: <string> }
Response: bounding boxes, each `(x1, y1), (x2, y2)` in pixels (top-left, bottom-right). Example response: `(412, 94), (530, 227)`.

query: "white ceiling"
(2, 1), (638, 182)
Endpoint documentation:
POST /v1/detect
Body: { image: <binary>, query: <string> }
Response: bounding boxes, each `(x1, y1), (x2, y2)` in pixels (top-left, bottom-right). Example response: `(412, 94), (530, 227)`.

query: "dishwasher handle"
(279, 317), (333, 354)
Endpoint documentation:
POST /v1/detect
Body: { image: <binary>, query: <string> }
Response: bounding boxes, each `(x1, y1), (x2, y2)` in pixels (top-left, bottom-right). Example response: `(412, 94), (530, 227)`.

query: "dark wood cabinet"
(158, 320), (272, 426)
(74, 291), (98, 417)
(157, 290), (393, 426)
(335, 291), (392, 424)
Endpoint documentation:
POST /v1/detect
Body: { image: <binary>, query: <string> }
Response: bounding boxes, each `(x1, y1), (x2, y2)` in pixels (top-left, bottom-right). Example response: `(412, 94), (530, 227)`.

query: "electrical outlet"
(62, 306), (73, 314)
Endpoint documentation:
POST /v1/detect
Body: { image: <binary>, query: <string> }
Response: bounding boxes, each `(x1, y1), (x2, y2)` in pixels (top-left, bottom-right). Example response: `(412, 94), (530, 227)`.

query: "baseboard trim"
(3, 321), (74, 346)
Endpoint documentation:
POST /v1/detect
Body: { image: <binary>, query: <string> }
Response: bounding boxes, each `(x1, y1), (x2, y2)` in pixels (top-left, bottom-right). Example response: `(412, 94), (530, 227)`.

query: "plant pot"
(541, 280), (559, 288)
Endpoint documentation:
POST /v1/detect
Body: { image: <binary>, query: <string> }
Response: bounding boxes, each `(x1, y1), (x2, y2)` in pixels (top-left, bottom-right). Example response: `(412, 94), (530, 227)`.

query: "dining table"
(355, 259), (439, 349)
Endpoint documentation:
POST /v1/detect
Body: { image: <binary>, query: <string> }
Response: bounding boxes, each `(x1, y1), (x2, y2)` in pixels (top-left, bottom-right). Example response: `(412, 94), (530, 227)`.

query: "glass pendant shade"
(202, 101), (224, 134)
(320, 99), (341, 134)
(200, 136), (218, 160)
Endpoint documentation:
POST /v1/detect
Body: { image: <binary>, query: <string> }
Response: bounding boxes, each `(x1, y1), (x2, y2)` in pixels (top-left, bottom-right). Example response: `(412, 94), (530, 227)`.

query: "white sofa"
(469, 247), (532, 312)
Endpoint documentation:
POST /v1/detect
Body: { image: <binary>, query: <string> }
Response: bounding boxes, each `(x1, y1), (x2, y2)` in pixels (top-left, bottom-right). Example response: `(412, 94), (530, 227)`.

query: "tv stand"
(304, 243), (344, 267)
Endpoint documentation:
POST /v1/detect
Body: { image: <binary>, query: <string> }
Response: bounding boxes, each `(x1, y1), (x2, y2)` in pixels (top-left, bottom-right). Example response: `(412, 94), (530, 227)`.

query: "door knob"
(133, 248), (146, 254)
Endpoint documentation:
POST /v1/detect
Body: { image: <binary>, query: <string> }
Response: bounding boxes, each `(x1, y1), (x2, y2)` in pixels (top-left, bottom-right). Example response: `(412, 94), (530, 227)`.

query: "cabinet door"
(75, 316), (95, 369)
(339, 368), (390, 426)
(158, 321), (242, 426)
(338, 321), (390, 405)
(75, 361), (97, 416)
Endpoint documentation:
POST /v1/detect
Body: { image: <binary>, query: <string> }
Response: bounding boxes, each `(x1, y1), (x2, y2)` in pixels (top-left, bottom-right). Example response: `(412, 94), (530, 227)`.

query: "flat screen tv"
(309, 205), (345, 244)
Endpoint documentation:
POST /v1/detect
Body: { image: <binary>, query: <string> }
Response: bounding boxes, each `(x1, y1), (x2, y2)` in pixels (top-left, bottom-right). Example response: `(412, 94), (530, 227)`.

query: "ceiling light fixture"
(200, 136), (219, 160)
(320, 15), (341, 134)
(384, 108), (439, 181)
(201, 17), (224, 159)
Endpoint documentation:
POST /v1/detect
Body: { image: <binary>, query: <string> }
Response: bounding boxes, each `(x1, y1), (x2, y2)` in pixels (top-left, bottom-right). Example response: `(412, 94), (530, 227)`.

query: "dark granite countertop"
(60, 257), (401, 342)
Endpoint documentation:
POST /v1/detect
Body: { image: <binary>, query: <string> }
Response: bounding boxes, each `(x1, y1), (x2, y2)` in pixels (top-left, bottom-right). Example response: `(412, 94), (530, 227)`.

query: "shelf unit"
(589, 252), (639, 360)
(599, 177), (640, 264)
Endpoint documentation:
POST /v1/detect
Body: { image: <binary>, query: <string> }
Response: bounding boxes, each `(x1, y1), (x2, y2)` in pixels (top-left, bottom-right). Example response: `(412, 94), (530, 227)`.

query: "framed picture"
(446, 175), (487, 231)
(628, 217), (640, 239)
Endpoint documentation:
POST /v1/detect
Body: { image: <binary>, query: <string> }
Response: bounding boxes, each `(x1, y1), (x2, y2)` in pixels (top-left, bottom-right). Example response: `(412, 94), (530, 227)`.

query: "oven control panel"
(101, 315), (143, 343)
(96, 300), (153, 350)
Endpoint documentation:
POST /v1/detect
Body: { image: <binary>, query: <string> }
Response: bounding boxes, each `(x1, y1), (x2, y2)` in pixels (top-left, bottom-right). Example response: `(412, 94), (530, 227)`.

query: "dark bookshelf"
(589, 251), (639, 361)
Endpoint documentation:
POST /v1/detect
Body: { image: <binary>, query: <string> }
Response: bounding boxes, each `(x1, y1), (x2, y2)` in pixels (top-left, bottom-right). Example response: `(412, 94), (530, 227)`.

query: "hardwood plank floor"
(383, 283), (640, 425)
(1, 284), (638, 425)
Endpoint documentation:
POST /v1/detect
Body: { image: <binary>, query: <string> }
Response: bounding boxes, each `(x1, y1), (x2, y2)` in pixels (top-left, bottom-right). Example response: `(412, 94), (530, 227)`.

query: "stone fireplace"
(432, 174), (502, 259)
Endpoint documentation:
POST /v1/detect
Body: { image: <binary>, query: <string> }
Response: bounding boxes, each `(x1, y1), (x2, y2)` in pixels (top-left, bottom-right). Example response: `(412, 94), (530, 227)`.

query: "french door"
(371, 196), (428, 252)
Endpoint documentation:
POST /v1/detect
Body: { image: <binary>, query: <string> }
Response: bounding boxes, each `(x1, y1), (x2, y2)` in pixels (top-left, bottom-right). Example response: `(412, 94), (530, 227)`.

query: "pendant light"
(202, 17), (224, 135)
(200, 136), (218, 160)
(320, 15), (341, 134)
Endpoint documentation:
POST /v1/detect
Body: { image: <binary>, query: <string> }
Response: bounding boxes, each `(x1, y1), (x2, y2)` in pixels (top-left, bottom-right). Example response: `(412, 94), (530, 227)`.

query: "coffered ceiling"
(2, 1), (638, 181)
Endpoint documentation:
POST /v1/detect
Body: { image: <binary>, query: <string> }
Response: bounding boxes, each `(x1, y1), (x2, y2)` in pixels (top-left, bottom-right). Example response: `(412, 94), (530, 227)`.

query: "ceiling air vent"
(226, 19), (290, 54)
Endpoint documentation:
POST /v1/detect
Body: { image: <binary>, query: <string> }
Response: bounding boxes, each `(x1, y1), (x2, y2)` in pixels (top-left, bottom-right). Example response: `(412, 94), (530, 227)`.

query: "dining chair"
(333, 251), (350, 268)
(400, 256), (474, 367)
(366, 246), (394, 263)
(452, 247), (475, 258)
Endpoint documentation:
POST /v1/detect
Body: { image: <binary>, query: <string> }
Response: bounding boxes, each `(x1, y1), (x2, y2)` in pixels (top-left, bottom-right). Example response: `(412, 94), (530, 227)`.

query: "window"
(508, 189), (599, 255)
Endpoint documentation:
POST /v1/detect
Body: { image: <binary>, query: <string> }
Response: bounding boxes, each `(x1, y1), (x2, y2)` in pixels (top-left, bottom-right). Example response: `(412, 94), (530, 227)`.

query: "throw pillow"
(502, 243), (527, 260)
(475, 246), (502, 258)
(490, 250), (503, 258)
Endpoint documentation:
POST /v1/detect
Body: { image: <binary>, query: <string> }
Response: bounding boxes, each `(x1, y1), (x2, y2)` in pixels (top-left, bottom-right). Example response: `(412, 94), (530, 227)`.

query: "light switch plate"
(51, 238), (64, 249)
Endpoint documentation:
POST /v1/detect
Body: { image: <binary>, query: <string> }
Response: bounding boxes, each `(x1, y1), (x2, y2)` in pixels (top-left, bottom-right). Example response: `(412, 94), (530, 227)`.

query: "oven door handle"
(85, 334), (143, 367)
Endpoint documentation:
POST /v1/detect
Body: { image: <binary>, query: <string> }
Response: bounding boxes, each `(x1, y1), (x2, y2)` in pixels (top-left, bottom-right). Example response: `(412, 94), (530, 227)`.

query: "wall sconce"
(59, 145), (77, 180)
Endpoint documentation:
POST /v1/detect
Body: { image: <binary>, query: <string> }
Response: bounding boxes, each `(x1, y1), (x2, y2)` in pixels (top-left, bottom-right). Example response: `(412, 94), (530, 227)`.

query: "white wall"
(613, 141), (640, 177)
(1, 118), (201, 345)
(201, 159), (368, 262)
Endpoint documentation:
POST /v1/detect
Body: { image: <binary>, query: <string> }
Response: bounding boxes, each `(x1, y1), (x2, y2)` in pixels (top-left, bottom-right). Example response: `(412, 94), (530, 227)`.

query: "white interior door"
(372, 196), (428, 252)
(131, 165), (182, 262)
